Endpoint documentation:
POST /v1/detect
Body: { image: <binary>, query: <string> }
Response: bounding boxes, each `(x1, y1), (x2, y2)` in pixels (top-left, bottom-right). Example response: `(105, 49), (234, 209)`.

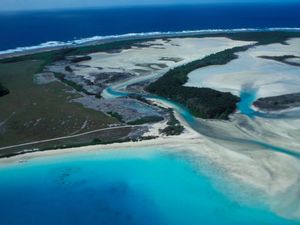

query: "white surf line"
(1, 27), (300, 56)
(2, 28), (299, 60)
(0, 125), (144, 151)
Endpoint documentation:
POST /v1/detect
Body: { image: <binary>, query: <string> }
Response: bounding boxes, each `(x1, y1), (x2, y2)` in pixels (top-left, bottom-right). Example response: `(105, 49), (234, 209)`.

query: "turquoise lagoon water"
(105, 87), (196, 124)
(0, 147), (298, 225)
(237, 90), (257, 117)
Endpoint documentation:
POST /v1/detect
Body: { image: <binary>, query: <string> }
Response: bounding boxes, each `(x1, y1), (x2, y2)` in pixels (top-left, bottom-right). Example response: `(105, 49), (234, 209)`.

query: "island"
(1, 30), (300, 159)
(1, 30), (300, 223)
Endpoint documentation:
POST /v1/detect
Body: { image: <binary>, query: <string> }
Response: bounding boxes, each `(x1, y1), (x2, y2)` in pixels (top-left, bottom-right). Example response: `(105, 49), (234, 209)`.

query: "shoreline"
(0, 128), (201, 166)
(0, 95), (200, 162)
(1, 116), (300, 221)
(1, 27), (300, 60)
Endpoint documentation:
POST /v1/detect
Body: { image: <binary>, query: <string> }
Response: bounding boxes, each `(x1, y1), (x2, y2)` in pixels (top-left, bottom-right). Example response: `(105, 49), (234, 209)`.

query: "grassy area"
(0, 48), (75, 66)
(0, 126), (135, 158)
(0, 59), (118, 148)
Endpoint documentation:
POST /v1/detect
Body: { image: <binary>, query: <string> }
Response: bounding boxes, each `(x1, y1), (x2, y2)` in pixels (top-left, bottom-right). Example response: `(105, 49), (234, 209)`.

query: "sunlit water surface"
(0, 148), (298, 225)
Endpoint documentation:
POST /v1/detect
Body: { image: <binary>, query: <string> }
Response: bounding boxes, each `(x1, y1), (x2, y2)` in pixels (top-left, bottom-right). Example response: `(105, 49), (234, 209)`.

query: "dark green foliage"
(166, 109), (180, 126)
(160, 125), (184, 136)
(225, 31), (300, 45)
(160, 109), (184, 136)
(0, 82), (9, 97)
(0, 48), (75, 65)
(189, 31), (300, 45)
(128, 116), (164, 125)
(65, 66), (73, 72)
(146, 46), (251, 119)
(107, 112), (124, 123)
(71, 56), (92, 63)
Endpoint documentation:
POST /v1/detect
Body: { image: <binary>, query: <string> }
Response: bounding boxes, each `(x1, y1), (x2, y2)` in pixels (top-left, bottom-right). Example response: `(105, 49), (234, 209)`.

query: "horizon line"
(1, 1), (300, 13)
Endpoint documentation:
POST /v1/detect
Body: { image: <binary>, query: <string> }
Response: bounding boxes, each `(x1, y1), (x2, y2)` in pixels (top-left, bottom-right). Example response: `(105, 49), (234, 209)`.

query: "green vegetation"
(0, 82), (9, 97)
(0, 48), (75, 66)
(192, 31), (300, 45)
(160, 109), (184, 136)
(71, 55), (92, 63)
(107, 112), (124, 123)
(65, 65), (73, 72)
(0, 60), (118, 150)
(147, 46), (253, 119)
(0, 126), (135, 158)
(128, 116), (164, 125)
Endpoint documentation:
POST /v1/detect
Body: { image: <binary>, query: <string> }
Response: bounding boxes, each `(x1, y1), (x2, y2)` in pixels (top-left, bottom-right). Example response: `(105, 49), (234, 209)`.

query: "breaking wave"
(1, 27), (300, 56)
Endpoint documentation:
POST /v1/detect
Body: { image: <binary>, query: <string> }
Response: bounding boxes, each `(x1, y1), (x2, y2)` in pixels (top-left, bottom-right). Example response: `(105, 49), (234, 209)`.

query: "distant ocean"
(0, 3), (300, 53)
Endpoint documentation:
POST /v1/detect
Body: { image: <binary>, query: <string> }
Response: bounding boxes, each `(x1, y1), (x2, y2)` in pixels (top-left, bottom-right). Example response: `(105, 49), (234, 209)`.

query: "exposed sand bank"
(73, 37), (254, 82)
(185, 38), (300, 99)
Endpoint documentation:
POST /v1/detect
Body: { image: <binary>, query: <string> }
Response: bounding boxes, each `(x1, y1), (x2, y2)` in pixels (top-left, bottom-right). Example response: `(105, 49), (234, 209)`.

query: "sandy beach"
(1, 108), (300, 221)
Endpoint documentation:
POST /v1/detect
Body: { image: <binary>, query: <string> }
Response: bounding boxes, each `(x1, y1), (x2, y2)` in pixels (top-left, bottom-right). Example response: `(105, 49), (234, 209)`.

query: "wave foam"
(1, 28), (300, 56)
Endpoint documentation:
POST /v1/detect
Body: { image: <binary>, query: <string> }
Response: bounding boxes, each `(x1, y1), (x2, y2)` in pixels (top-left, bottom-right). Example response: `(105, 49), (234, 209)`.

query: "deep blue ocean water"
(0, 3), (300, 52)
(0, 148), (299, 225)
